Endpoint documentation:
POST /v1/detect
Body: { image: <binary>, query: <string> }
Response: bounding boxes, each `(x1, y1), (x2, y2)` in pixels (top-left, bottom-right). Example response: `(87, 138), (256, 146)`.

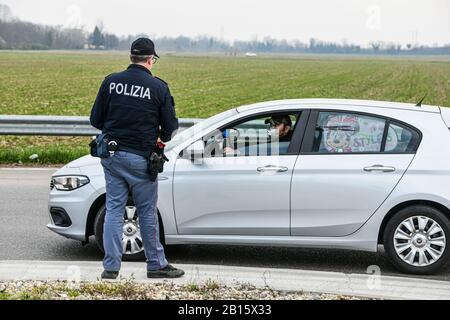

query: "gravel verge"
(0, 279), (370, 300)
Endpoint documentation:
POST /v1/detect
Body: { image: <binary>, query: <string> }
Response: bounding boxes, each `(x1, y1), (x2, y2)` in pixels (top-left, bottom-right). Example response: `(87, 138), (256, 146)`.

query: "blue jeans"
(101, 151), (168, 272)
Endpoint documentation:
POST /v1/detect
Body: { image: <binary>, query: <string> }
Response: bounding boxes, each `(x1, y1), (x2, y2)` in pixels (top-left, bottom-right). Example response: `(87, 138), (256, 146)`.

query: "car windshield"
(165, 108), (238, 150)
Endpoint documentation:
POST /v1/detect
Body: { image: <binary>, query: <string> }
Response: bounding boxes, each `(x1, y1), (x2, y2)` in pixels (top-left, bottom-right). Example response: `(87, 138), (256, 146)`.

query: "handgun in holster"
(148, 141), (169, 182)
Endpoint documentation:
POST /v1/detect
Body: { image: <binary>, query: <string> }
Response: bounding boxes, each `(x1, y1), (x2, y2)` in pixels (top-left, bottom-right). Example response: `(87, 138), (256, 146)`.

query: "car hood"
(64, 150), (177, 169)
(66, 155), (100, 168)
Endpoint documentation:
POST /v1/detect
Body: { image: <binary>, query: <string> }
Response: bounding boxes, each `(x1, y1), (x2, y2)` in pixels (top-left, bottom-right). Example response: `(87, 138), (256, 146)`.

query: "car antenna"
(416, 94), (427, 107)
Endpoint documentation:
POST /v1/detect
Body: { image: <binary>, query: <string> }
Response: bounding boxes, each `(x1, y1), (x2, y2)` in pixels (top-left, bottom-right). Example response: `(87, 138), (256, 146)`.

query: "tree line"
(0, 5), (449, 55)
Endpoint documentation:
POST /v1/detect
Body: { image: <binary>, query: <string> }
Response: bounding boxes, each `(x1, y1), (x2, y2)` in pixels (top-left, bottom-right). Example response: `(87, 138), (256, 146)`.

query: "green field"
(0, 51), (449, 164)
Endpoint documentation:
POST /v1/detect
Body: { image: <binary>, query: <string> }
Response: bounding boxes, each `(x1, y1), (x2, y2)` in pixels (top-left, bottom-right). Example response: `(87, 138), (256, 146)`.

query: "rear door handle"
(257, 165), (289, 173)
(363, 165), (396, 173)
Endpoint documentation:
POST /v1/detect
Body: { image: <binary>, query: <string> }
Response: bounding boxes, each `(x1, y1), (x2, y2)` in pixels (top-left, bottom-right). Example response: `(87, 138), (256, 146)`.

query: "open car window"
(203, 112), (300, 157)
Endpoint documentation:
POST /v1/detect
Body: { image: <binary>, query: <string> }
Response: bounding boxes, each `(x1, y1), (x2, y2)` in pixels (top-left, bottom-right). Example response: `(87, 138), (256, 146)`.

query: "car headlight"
(51, 176), (90, 191)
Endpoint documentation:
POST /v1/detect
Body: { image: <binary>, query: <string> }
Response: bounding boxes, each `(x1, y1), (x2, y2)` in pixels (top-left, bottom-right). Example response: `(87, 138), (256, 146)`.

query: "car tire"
(94, 197), (165, 262)
(383, 205), (450, 275)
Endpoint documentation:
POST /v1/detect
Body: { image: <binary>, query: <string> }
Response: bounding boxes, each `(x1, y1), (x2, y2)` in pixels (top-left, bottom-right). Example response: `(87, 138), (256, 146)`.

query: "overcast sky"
(2, 0), (449, 46)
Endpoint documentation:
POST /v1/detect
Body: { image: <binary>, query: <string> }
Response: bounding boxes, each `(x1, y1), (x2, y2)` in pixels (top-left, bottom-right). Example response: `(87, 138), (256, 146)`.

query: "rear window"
(313, 112), (385, 153)
(308, 111), (422, 154)
(384, 121), (421, 153)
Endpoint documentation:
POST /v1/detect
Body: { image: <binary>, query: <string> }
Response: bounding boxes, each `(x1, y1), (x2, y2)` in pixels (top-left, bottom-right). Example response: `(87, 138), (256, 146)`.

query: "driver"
(265, 115), (293, 142)
(223, 115), (294, 155)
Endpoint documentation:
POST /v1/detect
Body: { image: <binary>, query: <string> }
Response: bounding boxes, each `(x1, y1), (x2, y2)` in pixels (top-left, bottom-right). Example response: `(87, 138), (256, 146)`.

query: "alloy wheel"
(122, 206), (144, 255)
(393, 216), (446, 267)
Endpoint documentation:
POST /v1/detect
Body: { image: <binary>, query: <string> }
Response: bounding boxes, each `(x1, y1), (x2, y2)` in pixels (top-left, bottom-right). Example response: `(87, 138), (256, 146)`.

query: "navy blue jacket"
(90, 64), (179, 157)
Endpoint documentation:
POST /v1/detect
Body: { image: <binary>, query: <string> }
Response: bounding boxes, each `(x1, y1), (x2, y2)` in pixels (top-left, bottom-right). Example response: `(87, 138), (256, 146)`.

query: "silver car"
(48, 99), (450, 274)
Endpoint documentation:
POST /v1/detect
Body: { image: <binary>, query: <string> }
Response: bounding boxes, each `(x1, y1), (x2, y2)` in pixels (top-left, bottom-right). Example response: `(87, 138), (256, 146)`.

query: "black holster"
(147, 149), (169, 182)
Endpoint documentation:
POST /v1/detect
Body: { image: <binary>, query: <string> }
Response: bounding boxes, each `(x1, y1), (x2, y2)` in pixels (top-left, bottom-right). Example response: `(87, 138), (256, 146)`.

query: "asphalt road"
(1, 168), (449, 282)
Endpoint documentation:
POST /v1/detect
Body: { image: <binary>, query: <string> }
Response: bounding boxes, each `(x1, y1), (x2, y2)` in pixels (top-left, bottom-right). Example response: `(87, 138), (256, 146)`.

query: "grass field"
(0, 51), (449, 164)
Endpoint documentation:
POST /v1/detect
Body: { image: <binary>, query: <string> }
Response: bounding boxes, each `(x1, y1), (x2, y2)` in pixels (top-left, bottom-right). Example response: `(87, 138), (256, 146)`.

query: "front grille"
(50, 178), (54, 190)
(50, 207), (72, 227)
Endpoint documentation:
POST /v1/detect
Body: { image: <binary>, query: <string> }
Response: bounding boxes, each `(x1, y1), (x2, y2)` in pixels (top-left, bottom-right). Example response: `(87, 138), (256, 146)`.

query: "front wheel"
(383, 205), (450, 275)
(94, 198), (165, 261)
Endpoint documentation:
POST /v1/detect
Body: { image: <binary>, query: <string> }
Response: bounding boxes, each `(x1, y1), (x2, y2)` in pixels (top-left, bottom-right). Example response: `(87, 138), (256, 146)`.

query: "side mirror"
(185, 140), (205, 163)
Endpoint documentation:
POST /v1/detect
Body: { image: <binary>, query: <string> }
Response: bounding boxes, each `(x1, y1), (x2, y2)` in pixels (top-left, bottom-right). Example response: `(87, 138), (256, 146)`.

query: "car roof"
(236, 99), (440, 114)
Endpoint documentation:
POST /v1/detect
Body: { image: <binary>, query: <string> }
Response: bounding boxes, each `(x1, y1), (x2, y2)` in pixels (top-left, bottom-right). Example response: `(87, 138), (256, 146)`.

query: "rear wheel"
(383, 205), (450, 274)
(94, 198), (165, 261)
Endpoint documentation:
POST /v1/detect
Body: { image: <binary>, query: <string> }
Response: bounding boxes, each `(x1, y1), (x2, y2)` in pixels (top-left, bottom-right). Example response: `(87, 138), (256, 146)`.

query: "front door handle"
(363, 165), (396, 173)
(257, 165), (289, 173)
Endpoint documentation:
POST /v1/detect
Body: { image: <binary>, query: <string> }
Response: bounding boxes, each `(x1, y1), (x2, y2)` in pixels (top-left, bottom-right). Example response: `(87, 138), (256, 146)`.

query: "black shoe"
(147, 264), (185, 278)
(101, 270), (119, 280)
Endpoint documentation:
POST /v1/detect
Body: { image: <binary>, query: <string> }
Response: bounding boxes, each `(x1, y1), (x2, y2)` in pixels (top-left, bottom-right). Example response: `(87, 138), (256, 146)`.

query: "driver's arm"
(222, 128), (242, 156)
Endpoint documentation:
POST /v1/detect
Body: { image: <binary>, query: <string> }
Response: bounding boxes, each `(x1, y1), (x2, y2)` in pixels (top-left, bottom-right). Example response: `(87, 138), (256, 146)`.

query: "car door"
(291, 109), (421, 237)
(173, 110), (308, 236)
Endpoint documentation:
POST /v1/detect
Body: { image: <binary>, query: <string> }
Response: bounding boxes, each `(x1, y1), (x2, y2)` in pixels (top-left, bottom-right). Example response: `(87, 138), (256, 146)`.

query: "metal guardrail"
(0, 115), (201, 136)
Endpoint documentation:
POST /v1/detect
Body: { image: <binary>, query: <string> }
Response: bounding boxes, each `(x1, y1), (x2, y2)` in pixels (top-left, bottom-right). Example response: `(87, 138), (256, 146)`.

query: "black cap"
(130, 38), (159, 58)
(265, 115), (292, 127)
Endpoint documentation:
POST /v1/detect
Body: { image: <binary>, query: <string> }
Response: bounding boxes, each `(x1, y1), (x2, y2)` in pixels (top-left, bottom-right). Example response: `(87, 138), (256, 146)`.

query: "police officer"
(90, 38), (184, 279)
